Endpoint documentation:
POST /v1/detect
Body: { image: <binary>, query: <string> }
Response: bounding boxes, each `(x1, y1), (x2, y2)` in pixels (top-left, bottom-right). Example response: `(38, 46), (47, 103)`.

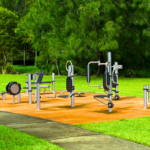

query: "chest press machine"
(87, 52), (122, 112)
(58, 61), (85, 107)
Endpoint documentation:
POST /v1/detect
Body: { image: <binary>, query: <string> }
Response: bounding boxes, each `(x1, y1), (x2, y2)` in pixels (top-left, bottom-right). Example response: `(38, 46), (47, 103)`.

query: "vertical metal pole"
(147, 84), (149, 103)
(33, 74), (37, 99)
(70, 65), (74, 107)
(26, 80), (28, 94)
(28, 74), (32, 104)
(52, 73), (55, 93)
(2, 91), (5, 100)
(18, 93), (21, 102)
(13, 96), (15, 104)
(144, 85), (148, 109)
(24, 50), (25, 66)
(115, 62), (118, 93)
(108, 52), (112, 112)
(37, 83), (40, 110)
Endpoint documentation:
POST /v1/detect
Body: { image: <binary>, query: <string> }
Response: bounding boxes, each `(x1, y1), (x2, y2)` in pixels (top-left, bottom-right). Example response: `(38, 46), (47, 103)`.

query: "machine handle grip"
(87, 64), (90, 83)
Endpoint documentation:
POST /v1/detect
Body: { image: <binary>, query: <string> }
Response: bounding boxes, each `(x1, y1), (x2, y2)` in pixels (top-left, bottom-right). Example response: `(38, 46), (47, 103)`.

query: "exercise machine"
(87, 51), (122, 112)
(23, 72), (56, 108)
(26, 73), (56, 99)
(0, 91), (5, 100)
(143, 85), (150, 109)
(58, 61), (85, 107)
(6, 82), (21, 104)
(58, 61), (75, 107)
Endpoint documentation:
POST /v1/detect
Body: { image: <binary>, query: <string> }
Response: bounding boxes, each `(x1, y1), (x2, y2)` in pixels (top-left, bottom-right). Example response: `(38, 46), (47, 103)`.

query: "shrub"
(0, 65), (2, 74)
(5, 63), (15, 74)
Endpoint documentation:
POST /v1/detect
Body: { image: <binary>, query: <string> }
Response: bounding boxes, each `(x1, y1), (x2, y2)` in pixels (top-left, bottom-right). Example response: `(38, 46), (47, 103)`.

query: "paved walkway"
(0, 111), (150, 150)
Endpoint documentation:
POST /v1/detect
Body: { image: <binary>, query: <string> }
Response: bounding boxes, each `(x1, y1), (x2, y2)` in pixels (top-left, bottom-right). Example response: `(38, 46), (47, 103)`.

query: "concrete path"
(0, 111), (150, 150)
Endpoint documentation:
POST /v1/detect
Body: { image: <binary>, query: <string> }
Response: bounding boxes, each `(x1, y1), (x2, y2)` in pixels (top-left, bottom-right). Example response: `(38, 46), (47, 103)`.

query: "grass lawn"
(0, 73), (150, 148)
(74, 117), (150, 147)
(0, 74), (149, 98)
(13, 65), (41, 74)
(0, 125), (65, 150)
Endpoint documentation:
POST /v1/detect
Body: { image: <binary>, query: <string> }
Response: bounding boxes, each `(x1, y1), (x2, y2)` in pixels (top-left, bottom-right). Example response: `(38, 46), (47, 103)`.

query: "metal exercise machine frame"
(87, 52), (122, 112)
(3, 82), (21, 104)
(25, 72), (56, 104)
(25, 72), (56, 109)
(58, 61), (75, 107)
(33, 73), (56, 102)
(143, 85), (150, 109)
(0, 91), (5, 100)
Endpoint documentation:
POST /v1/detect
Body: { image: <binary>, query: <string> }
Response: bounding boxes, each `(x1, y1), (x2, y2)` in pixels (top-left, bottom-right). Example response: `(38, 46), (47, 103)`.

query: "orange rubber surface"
(0, 91), (150, 125)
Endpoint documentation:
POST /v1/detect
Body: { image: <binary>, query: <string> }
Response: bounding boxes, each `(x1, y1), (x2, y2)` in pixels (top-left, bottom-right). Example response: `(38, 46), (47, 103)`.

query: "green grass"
(0, 74), (149, 97)
(74, 117), (150, 147)
(13, 65), (41, 74)
(0, 125), (66, 150)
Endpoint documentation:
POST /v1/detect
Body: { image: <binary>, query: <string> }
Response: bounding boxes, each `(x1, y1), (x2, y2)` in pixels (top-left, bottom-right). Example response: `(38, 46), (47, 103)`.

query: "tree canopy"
(0, 6), (19, 73)
(1, 0), (150, 76)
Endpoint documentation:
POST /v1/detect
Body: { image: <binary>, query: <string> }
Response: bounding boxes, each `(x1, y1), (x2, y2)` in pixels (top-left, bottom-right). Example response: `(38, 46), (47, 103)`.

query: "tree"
(0, 6), (19, 73)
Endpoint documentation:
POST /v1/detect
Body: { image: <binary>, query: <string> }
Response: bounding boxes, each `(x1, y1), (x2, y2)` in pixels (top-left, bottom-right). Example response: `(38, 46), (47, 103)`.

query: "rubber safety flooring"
(0, 92), (150, 150)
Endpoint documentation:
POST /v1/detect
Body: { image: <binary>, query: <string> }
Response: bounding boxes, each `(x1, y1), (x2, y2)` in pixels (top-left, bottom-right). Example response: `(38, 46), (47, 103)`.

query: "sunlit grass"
(0, 125), (66, 150)
(75, 116), (150, 147)
(0, 74), (148, 98)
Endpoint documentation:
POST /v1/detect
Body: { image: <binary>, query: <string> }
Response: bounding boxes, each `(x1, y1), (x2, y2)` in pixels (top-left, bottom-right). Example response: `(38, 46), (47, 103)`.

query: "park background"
(1, 0), (150, 78)
(1, 1), (150, 149)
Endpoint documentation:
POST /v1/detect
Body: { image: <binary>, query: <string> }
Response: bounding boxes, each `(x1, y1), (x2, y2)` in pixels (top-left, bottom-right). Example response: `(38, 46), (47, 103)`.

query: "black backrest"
(66, 77), (73, 92)
(37, 71), (44, 84)
(103, 72), (110, 91)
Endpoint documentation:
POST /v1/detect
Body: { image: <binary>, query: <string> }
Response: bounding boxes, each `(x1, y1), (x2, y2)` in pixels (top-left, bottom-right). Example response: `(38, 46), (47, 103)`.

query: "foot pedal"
(74, 92), (85, 97)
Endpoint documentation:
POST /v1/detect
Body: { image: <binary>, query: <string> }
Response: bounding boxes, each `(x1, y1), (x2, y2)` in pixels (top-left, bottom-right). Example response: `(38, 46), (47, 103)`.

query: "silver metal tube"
(34, 74), (37, 99)
(108, 52), (112, 112)
(147, 84), (149, 103)
(87, 62), (101, 88)
(69, 65), (75, 107)
(18, 93), (21, 102)
(115, 62), (118, 93)
(26, 80), (28, 94)
(28, 74), (32, 104)
(100, 63), (107, 65)
(144, 85), (148, 109)
(13, 96), (15, 104)
(2, 91), (5, 100)
(52, 73), (55, 93)
(37, 83), (40, 110)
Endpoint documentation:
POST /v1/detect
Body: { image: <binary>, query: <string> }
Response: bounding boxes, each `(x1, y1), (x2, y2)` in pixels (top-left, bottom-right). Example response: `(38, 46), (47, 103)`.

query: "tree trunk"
(97, 49), (105, 76)
(56, 58), (60, 75)
(2, 65), (5, 74)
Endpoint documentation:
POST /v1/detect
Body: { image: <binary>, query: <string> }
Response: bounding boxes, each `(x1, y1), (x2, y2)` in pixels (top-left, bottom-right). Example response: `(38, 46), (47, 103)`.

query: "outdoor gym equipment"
(87, 51), (122, 112)
(25, 72), (56, 102)
(23, 71), (56, 110)
(58, 61), (85, 107)
(0, 91), (5, 100)
(143, 85), (150, 109)
(6, 82), (21, 104)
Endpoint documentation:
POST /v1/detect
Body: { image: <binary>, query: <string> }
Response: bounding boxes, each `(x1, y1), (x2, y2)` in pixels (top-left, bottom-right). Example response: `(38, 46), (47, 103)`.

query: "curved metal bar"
(66, 60), (72, 72)
(94, 97), (108, 105)
(44, 88), (56, 98)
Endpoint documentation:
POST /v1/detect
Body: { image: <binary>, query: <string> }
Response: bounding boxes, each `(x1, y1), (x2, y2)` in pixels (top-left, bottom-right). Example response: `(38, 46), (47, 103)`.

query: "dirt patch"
(0, 91), (150, 125)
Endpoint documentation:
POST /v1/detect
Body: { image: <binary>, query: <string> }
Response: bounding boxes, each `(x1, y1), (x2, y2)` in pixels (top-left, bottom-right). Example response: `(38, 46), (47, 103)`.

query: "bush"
(124, 69), (150, 78)
(0, 65), (2, 74)
(5, 63), (16, 74)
